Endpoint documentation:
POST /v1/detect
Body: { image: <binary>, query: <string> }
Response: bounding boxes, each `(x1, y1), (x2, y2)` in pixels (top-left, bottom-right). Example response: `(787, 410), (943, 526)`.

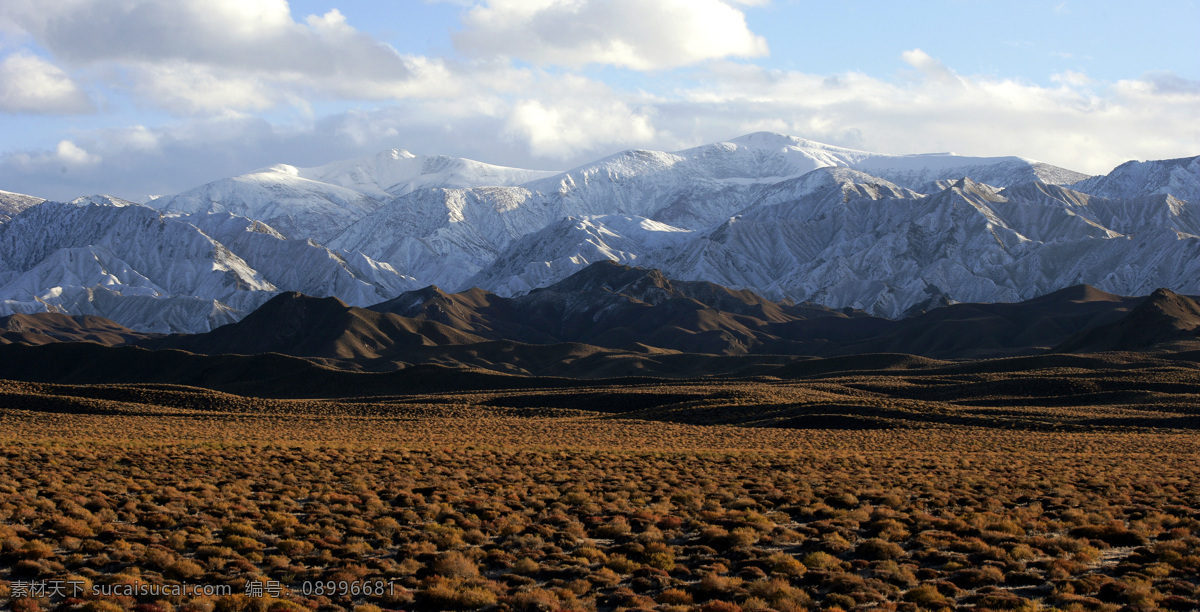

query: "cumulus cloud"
(1135, 72), (1200, 96)
(900, 48), (962, 87)
(4, 139), (102, 191)
(502, 75), (656, 157)
(53, 140), (101, 165)
(506, 99), (655, 157)
(0, 0), (435, 114)
(125, 62), (279, 114)
(662, 59), (1200, 175)
(0, 109), (537, 201)
(2, 0), (410, 79)
(1051, 70), (1092, 87)
(454, 0), (769, 70)
(0, 51), (93, 114)
(2, 42), (1197, 203)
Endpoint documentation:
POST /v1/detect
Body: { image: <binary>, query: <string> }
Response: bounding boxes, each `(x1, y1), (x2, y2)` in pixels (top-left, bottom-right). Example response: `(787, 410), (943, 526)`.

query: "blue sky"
(297, 0), (1199, 85)
(1, 0), (1197, 201)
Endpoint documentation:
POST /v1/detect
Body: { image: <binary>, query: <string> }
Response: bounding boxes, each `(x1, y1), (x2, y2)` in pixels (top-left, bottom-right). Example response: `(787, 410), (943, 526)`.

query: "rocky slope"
(0, 189), (44, 223)
(1071, 155), (1200, 203)
(0, 200), (417, 332)
(3, 133), (1197, 329)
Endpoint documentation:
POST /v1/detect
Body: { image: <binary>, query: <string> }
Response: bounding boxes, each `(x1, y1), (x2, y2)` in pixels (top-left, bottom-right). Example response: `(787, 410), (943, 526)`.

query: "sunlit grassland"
(2, 371), (1199, 611)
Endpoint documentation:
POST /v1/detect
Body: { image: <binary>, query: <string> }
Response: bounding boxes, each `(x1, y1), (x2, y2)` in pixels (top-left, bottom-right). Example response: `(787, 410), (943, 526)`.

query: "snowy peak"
(152, 147), (560, 241)
(852, 152), (1088, 192)
(5, 133), (1196, 335)
(671, 132), (1089, 190)
(674, 133), (874, 180)
(1071, 155), (1200, 202)
(151, 169), (381, 242)
(946, 177), (1007, 202)
(298, 148), (557, 200)
(726, 131), (813, 149)
(0, 190), (45, 223)
(751, 166), (922, 214)
(720, 131), (874, 161)
(69, 194), (138, 208)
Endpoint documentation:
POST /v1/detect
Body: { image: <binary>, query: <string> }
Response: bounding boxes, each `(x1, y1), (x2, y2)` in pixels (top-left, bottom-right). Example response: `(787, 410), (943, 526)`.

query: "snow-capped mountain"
(326, 186), (544, 289)
(466, 215), (695, 296)
(329, 133), (1088, 285)
(149, 166), (383, 243)
(1070, 155), (1200, 203)
(299, 148), (558, 200)
(0, 199), (417, 332)
(3, 132), (1198, 330)
(656, 179), (1200, 316)
(456, 168), (1200, 316)
(150, 150), (559, 242)
(0, 190), (45, 223)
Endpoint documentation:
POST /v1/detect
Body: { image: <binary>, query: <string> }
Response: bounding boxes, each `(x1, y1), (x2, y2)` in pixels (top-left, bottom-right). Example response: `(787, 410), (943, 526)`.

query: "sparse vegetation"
(1, 366), (1200, 611)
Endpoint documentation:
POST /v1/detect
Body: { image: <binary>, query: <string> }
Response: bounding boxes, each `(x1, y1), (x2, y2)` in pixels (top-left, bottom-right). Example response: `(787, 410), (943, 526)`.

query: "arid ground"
(2, 353), (1200, 612)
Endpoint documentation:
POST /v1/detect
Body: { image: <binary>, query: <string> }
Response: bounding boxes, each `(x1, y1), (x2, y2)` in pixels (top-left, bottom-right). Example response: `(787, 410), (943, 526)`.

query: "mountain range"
(0, 132), (1197, 333)
(2, 261), (1199, 380)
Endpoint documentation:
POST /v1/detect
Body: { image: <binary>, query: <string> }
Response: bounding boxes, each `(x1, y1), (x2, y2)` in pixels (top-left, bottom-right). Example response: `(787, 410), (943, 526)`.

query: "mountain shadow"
(1055, 288), (1200, 353)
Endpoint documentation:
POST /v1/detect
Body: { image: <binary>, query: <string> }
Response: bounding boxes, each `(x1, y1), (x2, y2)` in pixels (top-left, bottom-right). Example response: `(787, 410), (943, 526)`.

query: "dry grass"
(1, 368), (1199, 611)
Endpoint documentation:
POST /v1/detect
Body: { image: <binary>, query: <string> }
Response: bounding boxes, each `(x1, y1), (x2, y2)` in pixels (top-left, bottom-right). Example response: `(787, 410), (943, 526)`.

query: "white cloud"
(454, 0), (769, 70)
(6, 139), (101, 180)
(0, 0), (437, 115)
(2, 45), (1197, 202)
(1052, 70), (1092, 87)
(506, 98), (656, 158)
(1132, 72), (1200, 96)
(498, 74), (656, 157)
(661, 60), (1199, 175)
(54, 140), (100, 165)
(126, 62), (278, 114)
(114, 125), (161, 153)
(0, 51), (93, 114)
(1, 0), (405, 78)
(900, 48), (962, 87)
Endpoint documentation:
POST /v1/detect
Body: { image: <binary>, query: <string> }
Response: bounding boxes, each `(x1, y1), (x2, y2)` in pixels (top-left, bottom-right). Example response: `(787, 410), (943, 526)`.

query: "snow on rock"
(1070, 155), (1200, 203)
(298, 148), (558, 200)
(653, 179), (1200, 317)
(331, 133), (1090, 291)
(69, 194), (138, 208)
(150, 166), (382, 242)
(151, 150), (560, 242)
(466, 215), (694, 296)
(0, 201), (418, 332)
(327, 186), (545, 290)
(0, 190), (46, 223)
(5, 133), (1197, 329)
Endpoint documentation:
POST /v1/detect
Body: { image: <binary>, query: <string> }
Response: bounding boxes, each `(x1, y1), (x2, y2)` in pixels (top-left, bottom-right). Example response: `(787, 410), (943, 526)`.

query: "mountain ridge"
(1056, 288), (1200, 353)
(1, 133), (1197, 332)
(127, 262), (1171, 369)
